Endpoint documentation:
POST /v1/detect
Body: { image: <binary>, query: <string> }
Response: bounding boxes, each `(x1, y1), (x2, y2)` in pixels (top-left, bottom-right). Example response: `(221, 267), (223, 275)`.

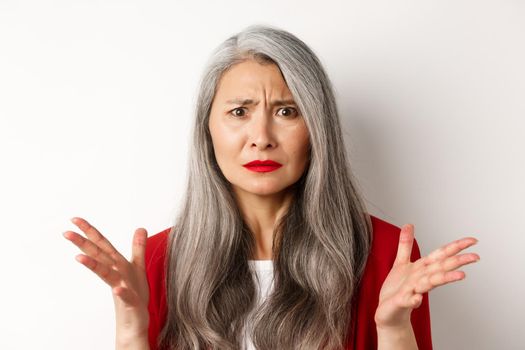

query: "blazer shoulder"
(145, 227), (172, 273)
(145, 227), (172, 350)
(367, 214), (422, 267)
(369, 214), (402, 250)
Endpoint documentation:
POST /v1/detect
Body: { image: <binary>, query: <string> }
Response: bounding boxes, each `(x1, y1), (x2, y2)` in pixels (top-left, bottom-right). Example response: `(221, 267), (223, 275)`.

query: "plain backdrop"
(1, 0), (523, 349)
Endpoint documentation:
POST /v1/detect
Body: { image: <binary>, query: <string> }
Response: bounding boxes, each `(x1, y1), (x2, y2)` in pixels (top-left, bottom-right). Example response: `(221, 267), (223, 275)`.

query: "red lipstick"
(243, 159), (282, 173)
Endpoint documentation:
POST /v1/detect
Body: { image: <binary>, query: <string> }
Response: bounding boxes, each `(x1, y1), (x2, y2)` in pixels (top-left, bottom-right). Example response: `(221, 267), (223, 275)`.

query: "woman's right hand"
(63, 217), (150, 344)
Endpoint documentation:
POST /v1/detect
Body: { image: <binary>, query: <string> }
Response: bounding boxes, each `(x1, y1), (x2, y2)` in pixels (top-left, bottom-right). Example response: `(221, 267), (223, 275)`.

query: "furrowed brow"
(272, 99), (297, 107)
(226, 98), (256, 106)
(225, 98), (296, 106)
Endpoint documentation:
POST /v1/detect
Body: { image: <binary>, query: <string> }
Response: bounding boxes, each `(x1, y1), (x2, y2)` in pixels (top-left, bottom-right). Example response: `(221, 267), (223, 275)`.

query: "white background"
(1, 0), (523, 349)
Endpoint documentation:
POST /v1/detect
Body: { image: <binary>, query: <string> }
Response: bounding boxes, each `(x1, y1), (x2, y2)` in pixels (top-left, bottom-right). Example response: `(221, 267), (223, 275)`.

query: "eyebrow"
(225, 98), (297, 107)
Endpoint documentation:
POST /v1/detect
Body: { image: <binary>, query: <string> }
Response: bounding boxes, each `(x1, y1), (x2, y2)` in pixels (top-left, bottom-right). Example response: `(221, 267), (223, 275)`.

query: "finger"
(414, 270), (466, 294)
(130, 228), (148, 270)
(409, 293), (423, 309)
(112, 285), (140, 306)
(426, 237), (478, 263)
(424, 252), (480, 275)
(393, 286), (424, 310)
(75, 253), (122, 287)
(63, 230), (116, 266)
(394, 224), (415, 265)
(70, 217), (127, 265)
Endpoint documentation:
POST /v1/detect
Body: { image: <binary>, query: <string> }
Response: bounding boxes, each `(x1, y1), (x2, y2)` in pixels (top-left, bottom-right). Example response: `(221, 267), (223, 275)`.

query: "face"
(208, 59), (310, 198)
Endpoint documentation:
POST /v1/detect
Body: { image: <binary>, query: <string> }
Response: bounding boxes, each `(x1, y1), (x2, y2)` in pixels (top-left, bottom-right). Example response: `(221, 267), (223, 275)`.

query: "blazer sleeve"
(350, 215), (433, 350)
(410, 238), (433, 350)
(145, 227), (170, 350)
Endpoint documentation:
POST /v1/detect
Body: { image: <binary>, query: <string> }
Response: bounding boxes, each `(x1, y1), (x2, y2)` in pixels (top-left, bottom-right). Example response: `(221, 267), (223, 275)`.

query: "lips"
(243, 159), (282, 173)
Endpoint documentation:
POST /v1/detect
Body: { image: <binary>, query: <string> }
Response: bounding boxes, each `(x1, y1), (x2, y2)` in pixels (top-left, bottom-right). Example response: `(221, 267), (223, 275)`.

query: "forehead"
(214, 59), (292, 100)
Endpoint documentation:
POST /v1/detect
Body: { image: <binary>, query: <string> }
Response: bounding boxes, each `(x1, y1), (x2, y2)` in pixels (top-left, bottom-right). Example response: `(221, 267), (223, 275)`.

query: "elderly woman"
(64, 25), (480, 350)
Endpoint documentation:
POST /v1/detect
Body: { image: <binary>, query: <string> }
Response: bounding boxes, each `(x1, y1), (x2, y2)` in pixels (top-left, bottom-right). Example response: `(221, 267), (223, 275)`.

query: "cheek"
(209, 119), (226, 151)
(287, 139), (310, 167)
(212, 137), (230, 162)
(210, 126), (239, 163)
(299, 144), (311, 163)
(292, 129), (310, 161)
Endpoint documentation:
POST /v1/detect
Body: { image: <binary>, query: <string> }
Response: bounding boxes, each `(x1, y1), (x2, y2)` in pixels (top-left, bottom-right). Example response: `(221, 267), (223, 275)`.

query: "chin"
(252, 184), (293, 196)
(233, 182), (283, 196)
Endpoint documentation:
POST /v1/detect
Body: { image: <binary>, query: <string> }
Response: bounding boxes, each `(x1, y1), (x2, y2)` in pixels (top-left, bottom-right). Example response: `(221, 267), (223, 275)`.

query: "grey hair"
(158, 24), (373, 350)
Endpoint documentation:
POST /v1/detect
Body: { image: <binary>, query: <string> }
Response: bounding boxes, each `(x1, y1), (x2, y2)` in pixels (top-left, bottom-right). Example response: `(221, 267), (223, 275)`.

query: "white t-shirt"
(244, 259), (275, 350)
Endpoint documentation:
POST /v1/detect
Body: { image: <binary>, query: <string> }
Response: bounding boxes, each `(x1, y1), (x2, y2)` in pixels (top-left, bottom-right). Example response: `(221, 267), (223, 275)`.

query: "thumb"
(131, 228), (148, 269)
(394, 224), (414, 265)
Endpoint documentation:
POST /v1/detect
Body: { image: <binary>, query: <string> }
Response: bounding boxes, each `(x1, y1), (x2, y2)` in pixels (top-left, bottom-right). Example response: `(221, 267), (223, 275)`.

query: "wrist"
(116, 330), (150, 350)
(376, 322), (418, 350)
(376, 322), (413, 336)
(376, 320), (413, 332)
(374, 308), (411, 331)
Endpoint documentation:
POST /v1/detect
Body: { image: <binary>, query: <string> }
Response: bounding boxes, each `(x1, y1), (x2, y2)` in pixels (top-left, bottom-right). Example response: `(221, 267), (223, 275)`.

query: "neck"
(233, 187), (294, 260)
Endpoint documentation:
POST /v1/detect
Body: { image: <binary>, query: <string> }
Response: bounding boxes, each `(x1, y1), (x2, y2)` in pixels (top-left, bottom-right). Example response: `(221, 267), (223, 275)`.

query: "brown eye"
(230, 107), (247, 117)
(277, 107), (298, 118)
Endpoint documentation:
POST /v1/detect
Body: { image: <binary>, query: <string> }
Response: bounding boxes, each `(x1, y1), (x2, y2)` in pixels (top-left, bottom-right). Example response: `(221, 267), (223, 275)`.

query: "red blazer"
(145, 214), (433, 349)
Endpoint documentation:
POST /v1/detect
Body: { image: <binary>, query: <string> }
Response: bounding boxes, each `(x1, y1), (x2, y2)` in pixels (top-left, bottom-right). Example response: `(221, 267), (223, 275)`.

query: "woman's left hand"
(374, 224), (480, 329)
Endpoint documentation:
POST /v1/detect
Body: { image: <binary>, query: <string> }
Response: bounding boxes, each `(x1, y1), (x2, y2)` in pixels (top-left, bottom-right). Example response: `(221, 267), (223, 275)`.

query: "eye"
(277, 107), (298, 118)
(230, 107), (247, 118)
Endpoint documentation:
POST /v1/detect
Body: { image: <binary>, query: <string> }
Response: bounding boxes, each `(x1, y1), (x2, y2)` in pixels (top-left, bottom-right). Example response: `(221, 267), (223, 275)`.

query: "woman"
(63, 25), (480, 350)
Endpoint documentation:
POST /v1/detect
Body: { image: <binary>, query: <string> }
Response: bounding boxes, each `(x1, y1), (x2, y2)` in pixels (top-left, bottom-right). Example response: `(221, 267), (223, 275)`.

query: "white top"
(244, 259), (275, 350)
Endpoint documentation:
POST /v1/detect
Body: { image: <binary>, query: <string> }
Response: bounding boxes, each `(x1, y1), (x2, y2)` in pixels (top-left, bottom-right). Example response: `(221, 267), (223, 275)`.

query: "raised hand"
(374, 224), (480, 329)
(63, 217), (151, 343)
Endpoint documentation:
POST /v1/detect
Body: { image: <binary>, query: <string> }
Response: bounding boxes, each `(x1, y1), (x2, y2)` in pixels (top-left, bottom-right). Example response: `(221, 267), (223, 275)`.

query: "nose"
(250, 110), (276, 150)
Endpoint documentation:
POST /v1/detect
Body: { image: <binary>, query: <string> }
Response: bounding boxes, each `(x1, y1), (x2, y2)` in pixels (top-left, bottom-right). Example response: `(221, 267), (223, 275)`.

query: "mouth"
(243, 159), (283, 173)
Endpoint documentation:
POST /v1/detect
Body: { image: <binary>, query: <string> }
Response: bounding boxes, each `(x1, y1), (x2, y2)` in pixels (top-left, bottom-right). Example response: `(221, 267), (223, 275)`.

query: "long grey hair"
(158, 24), (373, 350)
